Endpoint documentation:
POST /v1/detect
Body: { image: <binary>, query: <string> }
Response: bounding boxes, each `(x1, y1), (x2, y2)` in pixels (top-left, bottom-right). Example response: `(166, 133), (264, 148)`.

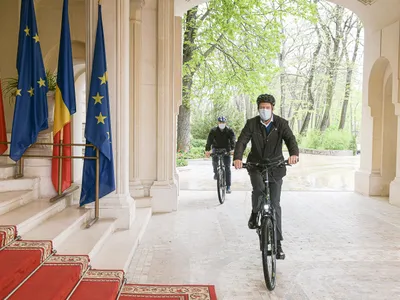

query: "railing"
(0, 141), (100, 228)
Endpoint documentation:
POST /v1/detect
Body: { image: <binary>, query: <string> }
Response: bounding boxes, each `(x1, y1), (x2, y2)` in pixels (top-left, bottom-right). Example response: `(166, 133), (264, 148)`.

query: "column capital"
(130, 0), (145, 9)
(130, 0), (144, 21)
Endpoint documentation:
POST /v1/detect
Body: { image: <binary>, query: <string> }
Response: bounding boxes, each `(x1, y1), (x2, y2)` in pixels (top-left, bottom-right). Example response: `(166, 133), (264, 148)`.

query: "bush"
(191, 139), (206, 148)
(299, 128), (354, 151)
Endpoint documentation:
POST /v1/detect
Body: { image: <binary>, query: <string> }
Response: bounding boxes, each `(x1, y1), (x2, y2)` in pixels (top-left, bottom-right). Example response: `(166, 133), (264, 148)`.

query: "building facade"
(0, 0), (399, 232)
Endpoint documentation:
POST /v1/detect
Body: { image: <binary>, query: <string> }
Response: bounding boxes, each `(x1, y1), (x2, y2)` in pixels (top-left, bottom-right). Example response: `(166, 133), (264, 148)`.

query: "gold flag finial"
(98, 0), (101, 4)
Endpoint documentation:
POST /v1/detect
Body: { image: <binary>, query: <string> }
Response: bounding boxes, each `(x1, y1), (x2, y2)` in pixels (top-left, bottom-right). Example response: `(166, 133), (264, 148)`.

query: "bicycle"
(210, 149), (229, 204)
(242, 159), (291, 291)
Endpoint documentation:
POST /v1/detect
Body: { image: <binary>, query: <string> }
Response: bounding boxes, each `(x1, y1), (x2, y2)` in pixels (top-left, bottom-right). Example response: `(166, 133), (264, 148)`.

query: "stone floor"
(127, 154), (400, 299)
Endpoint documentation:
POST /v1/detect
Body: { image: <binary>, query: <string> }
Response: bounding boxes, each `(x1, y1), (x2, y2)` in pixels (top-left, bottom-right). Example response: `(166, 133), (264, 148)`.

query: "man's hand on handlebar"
(234, 159), (242, 169)
(288, 155), (299, 165)
(205, 151), (211, 158)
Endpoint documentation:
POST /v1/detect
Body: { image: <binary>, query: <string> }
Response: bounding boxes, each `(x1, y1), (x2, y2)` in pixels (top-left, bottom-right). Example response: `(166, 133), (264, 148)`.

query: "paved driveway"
(178, 153), (360, 192)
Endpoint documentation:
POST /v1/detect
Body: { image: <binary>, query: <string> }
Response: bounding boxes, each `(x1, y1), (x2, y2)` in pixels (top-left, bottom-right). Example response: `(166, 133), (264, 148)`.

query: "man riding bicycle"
(205, 116), (236, 194)
(233, 94), (299, 258)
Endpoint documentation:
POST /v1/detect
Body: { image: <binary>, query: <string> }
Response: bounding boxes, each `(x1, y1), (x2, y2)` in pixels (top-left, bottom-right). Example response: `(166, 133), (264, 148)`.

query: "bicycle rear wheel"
(261, 217), (276, 290)
(217, 168), (226, 204)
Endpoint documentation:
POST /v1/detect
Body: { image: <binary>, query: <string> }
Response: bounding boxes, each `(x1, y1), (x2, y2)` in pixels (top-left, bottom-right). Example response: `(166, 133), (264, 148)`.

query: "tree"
(318, 3), (345, 132)
(338, 17), (362, 130)
(177, 0), (317, 152)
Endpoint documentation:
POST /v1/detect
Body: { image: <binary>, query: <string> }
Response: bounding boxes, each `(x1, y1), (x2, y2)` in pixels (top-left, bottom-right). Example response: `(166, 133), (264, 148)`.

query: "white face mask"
(259, 109), (272, 121)
(218, 124), (226, 130)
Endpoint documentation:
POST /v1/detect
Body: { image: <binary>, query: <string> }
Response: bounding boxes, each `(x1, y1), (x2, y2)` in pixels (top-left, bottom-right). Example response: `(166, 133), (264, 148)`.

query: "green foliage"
(191, 139), (206, 148)
(177, 152), (189, 167)
(2, 70), (57, 104)
(191, 101), (245, 140)
(299, 128), (354, 150)
(183, 0), (317, 107)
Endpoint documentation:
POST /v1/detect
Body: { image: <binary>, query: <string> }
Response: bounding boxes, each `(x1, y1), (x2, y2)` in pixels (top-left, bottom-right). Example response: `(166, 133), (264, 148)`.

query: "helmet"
(217, 116), (227, 122)
(256, 94), (275, 108)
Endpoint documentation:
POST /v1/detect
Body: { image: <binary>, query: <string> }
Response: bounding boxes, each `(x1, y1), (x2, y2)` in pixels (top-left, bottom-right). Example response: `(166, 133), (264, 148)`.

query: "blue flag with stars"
(80, 3), (115, 206)
(10, 0), (49, 162)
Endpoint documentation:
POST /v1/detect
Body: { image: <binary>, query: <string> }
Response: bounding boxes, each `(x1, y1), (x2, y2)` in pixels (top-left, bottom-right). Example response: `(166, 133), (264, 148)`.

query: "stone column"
(173, 16), (183, 195)
(85, 0), (135, 229)
(129, 0), (145, 198)
(150, 0), (178, 212)
(389, 100), (400, 205)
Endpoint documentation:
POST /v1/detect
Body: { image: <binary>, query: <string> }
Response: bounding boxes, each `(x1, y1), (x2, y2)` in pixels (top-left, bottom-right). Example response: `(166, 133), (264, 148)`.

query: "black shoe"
(276, 244), (285, 260)
(248, 212), (257, 229)
(226, 186), (231, 194)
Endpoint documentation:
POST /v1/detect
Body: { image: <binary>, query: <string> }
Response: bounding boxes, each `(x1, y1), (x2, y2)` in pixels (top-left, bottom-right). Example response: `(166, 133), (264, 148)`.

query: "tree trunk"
(300, 25), (322, 135)
(338, 19), (362, 130)
(177, 8), (198, 152)
(319, 5), (344, 132)
(177, 105), (191, 152)
(278, 19), (286, 118)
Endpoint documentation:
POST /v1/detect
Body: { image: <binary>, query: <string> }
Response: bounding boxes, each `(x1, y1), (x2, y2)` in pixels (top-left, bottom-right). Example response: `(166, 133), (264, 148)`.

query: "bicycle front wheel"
(261, 217), (276, 290)
(217, 169), (226, 204)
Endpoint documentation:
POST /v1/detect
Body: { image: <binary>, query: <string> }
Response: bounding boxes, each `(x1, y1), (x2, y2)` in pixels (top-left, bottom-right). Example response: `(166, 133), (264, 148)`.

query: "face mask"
(259, 109), (272, 121)
(218, 124), (226, 130)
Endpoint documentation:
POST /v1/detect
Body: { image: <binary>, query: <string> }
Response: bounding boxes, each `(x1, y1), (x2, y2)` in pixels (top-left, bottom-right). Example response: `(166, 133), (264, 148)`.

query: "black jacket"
(205, 126), (236, 152)
(234, 115), (299, 178)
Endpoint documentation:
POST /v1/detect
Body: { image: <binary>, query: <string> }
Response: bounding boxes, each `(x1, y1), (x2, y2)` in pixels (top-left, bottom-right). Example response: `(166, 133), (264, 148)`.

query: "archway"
(368, 57), (397, 197)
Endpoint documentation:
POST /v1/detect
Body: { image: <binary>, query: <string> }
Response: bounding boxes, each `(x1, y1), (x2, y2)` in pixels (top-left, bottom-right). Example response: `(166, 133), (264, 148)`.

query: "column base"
(85, 192), (136, 229)
(355, 170), (387, 196)
(129, 180), (145, 198)
(150, 181), (178, 213)
(23, 158), (57, 198)
(389, 178), (400, 206)
(174, 170), (180, 196)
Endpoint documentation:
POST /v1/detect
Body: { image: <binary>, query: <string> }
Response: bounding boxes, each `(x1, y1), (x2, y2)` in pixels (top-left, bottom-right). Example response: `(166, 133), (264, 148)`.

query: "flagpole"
(58, 128), (63, 195)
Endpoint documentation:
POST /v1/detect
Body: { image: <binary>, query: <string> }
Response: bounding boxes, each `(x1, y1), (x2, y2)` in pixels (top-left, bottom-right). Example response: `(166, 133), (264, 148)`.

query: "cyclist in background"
(205, 116), (236, 194)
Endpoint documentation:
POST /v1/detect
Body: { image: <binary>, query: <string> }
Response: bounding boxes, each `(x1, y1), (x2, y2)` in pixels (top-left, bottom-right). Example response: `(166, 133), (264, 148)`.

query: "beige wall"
(355, 20), (400, 204)
(0, 0), (85, 130)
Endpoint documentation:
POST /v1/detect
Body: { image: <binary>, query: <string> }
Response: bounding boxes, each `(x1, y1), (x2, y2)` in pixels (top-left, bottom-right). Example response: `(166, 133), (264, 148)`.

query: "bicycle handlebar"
(240, 159), (292, 169)
(210, 149), (230, 157)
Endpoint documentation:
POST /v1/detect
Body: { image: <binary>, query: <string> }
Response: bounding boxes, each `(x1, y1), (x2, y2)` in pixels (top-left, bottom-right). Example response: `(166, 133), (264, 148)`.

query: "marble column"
(150, 0), (178, 212)
(85, 0), (135, 229)
(173, 16), (183, 196)
(129, 0), (145, 198)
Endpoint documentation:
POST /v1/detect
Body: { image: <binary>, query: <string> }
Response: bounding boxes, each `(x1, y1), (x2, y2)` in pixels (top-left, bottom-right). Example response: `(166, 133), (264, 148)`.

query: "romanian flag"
(0, 77), (7, 155)
(52, 0), (76, 193)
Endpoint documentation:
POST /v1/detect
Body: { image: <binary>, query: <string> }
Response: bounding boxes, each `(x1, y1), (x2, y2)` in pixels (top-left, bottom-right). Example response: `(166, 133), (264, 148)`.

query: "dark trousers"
(248, 168), (283, 241)
(212, 155), (232, 187)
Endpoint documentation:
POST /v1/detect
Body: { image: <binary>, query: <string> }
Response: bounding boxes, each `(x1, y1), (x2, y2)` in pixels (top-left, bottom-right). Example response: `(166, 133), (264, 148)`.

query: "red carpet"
(70, 270), (125, 300)
(120, 284), (217, 300)
(0, 226), (217, 299)
(0, 225), (17, 247)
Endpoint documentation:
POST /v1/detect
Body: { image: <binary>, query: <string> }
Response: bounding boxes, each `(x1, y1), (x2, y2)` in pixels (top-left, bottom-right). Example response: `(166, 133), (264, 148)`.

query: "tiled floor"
(127, 190), (400, 300)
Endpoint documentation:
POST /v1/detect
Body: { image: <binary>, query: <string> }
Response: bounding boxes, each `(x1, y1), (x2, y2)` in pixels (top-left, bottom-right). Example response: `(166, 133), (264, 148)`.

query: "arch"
(44, 40), (85, 72)
(368, 57), (396, 196)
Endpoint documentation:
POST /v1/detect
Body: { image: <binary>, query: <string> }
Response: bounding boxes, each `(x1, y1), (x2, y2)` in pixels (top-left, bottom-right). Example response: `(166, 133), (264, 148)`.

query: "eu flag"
(10, 0), (49, 162)
(80, 3), (115, 206)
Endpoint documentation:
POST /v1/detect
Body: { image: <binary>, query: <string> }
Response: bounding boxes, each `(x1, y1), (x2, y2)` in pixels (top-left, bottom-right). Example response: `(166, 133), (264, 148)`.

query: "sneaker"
(276, 243), (285, 260)
(248, 212), (257, 229)
(226, 186), (231, 194)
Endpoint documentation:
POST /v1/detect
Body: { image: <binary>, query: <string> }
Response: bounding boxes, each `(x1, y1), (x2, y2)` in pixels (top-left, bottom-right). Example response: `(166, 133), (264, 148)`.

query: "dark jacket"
(234, 114), (299, 178)
(205, 126), (236, 152)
